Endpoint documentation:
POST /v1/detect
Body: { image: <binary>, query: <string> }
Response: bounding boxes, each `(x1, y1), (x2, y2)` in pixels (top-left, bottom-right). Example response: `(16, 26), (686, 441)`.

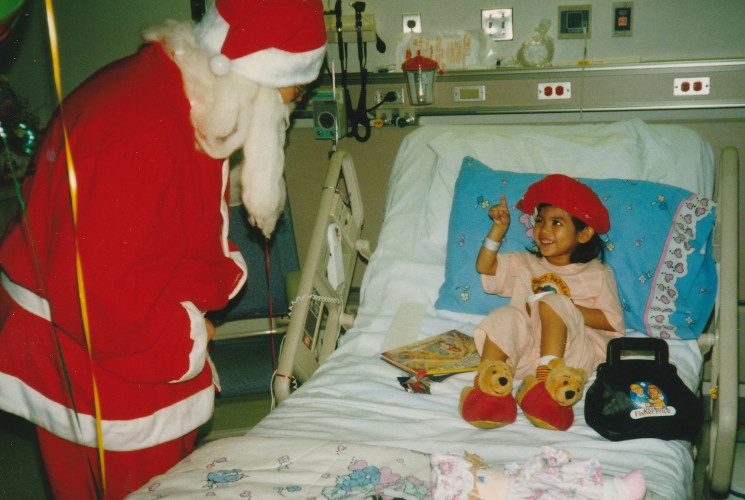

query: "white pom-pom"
(209, 54), (231, 76)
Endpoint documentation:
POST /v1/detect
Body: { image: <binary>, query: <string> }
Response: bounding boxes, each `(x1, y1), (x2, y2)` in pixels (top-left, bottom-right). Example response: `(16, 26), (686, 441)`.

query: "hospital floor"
(1, 395), (744, 499)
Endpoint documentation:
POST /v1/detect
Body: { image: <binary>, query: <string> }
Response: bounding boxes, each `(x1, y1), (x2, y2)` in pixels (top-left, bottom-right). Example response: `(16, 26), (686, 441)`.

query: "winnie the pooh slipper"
(459, 359), (517, 429)
(517, 358), (588, 431)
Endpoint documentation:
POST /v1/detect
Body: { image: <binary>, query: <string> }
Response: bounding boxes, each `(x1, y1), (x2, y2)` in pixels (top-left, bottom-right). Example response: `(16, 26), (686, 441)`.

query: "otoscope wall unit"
(324, 13), (375, 43)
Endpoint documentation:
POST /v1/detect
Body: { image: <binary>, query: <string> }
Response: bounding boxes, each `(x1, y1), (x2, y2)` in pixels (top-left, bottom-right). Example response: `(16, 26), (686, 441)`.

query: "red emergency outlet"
(613, 6), (632, 35)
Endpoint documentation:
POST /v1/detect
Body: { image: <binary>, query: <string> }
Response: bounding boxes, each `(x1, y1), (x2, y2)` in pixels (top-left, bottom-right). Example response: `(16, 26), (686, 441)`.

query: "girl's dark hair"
(529, 203), (605, 263)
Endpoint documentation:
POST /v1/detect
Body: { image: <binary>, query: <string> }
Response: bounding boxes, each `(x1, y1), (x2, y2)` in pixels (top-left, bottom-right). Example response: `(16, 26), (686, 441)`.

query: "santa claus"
(0, 1), (326, 498)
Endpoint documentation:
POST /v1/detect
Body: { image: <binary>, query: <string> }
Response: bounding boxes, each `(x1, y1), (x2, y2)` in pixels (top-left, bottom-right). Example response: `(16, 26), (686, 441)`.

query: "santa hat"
(516, 174), (610, 234)
(195, 0), (327, 87)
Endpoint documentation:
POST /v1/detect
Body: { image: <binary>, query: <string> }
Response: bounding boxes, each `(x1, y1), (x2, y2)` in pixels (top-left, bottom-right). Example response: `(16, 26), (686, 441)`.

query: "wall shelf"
(299, 58), (745, 119)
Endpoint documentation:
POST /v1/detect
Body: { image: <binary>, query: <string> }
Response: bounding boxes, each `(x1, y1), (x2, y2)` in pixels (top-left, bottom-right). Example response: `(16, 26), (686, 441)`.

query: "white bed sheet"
(133, 121), (713, 499)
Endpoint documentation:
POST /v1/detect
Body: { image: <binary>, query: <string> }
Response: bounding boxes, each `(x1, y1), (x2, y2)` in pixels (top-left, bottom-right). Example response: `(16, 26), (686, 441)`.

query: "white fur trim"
(220, 158), (248, 299)
(194, 5), (325, 87)
(207, 355), (222, 392)
(3, 271), (212, 391)
(170, 301), (209, 383)
(210, 53), (231, 76)
(0, 371), (214, 451)
(230, 45), (326, 87)
(193, 5), (227, 54)
(4, 263), (232, 388)
(2, 271), (50, 321)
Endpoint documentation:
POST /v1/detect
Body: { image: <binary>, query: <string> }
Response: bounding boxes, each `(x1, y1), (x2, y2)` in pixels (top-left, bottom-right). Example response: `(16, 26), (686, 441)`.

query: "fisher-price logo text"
(630, 406), (677, 419)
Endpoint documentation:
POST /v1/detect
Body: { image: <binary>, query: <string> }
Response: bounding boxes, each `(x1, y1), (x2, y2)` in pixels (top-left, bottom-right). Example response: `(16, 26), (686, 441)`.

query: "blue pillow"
(435, 156), (717, 340)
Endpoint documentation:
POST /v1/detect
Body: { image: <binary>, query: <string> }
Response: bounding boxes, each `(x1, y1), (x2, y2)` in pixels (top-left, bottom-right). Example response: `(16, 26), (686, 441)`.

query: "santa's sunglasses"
(293, 85), (309, 103)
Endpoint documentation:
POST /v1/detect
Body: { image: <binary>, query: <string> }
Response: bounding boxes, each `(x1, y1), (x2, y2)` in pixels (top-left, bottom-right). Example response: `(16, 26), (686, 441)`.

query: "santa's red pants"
(36, 426), (198, 499)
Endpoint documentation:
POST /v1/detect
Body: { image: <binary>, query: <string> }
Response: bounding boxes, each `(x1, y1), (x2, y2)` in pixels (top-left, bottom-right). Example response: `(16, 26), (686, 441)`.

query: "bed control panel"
(329, 192), (353, 236)
(326, 223), (345, 290)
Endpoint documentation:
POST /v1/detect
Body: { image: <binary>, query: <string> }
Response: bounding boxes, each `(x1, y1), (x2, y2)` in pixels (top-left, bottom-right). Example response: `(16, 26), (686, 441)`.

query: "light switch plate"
(481, 8), (513, 40)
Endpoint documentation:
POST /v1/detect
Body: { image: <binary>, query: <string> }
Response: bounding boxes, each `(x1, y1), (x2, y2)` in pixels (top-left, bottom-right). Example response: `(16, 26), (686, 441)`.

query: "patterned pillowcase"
(435, 156), (717, 340)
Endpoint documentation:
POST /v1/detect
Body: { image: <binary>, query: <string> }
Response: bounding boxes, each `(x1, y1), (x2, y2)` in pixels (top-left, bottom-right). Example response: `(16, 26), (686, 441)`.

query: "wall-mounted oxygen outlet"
(481, 8), (513, 40)
(402, 14), (421, 33)
(374, 88), (405, 105)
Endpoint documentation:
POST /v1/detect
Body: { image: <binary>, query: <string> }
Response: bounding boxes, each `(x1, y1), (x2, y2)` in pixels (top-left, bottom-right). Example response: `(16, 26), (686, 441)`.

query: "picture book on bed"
(380, 329), (480, 375)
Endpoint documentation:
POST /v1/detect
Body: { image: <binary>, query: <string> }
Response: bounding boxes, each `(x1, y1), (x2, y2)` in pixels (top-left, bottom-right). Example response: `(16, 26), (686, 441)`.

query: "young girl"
(460, 174), (624, 431)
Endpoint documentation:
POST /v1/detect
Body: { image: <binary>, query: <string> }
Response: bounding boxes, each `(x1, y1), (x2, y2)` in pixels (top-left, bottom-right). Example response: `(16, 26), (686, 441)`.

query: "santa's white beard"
(237, 87), (290, 237)
(143, 20), (291, 238)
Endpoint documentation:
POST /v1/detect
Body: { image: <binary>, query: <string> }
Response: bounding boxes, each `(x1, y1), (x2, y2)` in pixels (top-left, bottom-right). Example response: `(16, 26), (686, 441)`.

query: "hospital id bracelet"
(482, 237), (503, 252)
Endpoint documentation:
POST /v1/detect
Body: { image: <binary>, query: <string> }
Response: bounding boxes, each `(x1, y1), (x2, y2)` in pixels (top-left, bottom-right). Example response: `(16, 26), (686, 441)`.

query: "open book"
(380, 330), (480, 376)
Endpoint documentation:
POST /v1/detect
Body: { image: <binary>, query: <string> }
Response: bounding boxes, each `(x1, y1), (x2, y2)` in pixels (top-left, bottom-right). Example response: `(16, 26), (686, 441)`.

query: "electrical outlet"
(538, 82), (572, 99)
(481, 8), (513, 40)
(402, 14), (421, 34)
(374, 88), (405, 105)
(673, 77), (710, 96)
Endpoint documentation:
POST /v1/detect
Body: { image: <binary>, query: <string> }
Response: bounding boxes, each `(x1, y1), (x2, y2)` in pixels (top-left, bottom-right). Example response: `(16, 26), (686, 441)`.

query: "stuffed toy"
(516, 358), (588, 431)
(431, 447), (646, 500)
(459, 359), (517, 429)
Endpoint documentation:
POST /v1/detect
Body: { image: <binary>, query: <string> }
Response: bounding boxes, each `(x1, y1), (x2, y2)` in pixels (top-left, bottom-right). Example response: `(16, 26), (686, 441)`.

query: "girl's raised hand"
(488, 194), (510, 229)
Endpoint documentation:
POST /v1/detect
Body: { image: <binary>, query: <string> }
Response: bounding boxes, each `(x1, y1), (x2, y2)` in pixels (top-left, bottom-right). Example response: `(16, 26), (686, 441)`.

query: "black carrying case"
(584, 337), (704, 442)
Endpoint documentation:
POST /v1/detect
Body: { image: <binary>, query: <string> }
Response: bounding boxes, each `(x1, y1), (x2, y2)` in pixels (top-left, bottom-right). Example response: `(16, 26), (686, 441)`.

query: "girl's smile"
(533, 205), (594, 266)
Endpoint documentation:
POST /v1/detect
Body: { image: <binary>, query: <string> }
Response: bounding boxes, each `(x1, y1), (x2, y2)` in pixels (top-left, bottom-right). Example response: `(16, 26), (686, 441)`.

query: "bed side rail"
(272, 150), (367, 405)
(707, 146), (739, 497)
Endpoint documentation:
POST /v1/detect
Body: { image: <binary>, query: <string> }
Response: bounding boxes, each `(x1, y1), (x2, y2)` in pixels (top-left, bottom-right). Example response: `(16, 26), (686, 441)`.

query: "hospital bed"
(129, 120), (739, 499)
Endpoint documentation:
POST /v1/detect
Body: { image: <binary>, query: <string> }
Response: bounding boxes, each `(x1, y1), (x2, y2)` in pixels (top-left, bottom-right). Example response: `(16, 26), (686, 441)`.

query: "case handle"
(607, 337), (669, 366)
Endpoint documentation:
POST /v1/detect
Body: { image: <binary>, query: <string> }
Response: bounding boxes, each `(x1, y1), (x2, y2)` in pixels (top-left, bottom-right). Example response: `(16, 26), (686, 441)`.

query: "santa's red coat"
(0, 43), (246, 451)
